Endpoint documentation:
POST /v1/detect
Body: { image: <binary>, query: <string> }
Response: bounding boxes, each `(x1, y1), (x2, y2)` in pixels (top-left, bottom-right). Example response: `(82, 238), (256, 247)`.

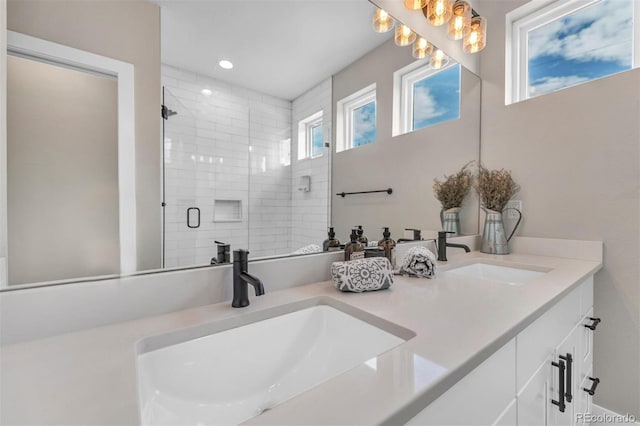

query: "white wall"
(247, 98), (292, 258)
(291, 78), (332, 250)
(476, 0), (640, 416)
(162, 64), (292, 264)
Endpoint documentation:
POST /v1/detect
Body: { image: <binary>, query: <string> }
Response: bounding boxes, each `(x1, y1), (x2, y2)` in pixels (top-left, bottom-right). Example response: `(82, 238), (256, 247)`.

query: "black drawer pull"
(584, 317), (601, 331)
(583, 377), (600, 396)
(551, 359), (566, 413)
(560, 353), (573, 403)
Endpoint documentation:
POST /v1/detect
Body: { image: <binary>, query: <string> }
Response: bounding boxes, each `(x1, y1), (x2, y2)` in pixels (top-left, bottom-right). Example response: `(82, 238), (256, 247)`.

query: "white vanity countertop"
(0, 249), (602, 425)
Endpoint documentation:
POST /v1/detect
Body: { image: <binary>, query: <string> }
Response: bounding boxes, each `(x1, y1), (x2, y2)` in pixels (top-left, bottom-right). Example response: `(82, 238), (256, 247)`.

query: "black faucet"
(211, 241), (231, 264)
(232, 249), (265, 308)
(437, 231), (471, 261)
(398, 228), (422, 243)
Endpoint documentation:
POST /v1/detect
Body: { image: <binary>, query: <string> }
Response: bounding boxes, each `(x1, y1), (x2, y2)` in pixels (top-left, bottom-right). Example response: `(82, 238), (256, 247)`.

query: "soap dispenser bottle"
(356, 225), (368, 246)
(344, 229), (365, 261)
(378, 227), (397, 267)
(323, 227), (341, 252)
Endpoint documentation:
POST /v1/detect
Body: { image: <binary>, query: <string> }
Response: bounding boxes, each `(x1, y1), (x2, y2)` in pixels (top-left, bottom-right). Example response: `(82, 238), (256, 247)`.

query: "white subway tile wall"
(291, 79), (332, 250)
(247, 99), (293, 258)
(162, 65), (330, 266)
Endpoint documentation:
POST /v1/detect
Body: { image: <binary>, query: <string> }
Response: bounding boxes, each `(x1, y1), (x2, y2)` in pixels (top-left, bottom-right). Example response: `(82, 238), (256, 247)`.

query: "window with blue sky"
(352, 101), (376, 147)
(526, 0), (633, 97)
(297, 110), (323, 160)
(393, 61), (461, 136)
(310, 123), (323, 157)
(412, 65), (461, 130)
(336, 83), (376, 152)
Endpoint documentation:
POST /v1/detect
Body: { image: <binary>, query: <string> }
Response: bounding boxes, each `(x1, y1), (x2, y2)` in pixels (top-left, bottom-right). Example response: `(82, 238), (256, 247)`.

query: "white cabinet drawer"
(407, 339), (516, 426)
(516, 284), (581, 391)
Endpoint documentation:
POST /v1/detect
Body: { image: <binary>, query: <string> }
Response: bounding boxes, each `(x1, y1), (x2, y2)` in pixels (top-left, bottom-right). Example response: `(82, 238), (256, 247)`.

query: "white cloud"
(413, 85), (445, 124)
(528, 0), (633, 66)
(529, 75), (591, 95)
(353, 103), (376, 144)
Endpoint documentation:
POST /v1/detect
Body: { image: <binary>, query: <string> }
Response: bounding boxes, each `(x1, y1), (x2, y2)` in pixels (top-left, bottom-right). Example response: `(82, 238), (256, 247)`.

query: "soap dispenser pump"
(323, 227), (341, 252)
(378, 227), (397, 267)
(344, 229), (365, 261)
(355, 225), (368, 246)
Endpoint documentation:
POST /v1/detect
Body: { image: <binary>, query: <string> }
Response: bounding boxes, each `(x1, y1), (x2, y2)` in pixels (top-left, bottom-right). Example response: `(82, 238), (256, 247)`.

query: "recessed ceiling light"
(218, 59), (234, 70)
(201, 88), (212, 96)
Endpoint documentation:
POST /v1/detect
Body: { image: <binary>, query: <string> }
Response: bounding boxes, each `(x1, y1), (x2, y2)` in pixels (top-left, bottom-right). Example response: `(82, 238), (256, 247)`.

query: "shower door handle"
(187, 207), (200, 228)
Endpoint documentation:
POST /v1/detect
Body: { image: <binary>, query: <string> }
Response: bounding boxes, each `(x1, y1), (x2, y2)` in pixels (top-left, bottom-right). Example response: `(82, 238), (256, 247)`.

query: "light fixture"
(424, 0), (453, 26)
(430, 49), (449, 69)
(369, 2), (486, 59)
(201, 88), (212, 96)
(412, 37), (434, 59)
(463, 15), (487, 53)
(448, 0), (471, 40)
(218, 59), (234, 70)
(372, 8), (395, 33)
(394, 24), (417, 46)
(404, 0), (427, 10)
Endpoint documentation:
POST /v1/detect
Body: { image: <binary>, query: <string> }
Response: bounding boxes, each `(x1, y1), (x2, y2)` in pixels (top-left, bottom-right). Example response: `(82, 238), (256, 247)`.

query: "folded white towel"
(398, 246), (436, 278)
(331, 257), (394, 293)
(292, 244), (322, 255)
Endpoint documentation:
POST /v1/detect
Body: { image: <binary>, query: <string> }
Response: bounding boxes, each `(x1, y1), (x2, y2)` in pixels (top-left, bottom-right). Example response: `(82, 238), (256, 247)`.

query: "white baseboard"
(589, 404), (639, 426)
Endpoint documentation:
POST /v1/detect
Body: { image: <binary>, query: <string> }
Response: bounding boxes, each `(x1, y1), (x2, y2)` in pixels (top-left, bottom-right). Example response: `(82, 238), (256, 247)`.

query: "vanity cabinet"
(405, 339), (517, 426)
(517, 276), (598, 426)
(406, 275), (599, 426)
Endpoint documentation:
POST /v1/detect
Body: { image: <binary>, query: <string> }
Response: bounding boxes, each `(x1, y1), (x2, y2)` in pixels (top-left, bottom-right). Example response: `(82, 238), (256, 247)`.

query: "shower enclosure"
(161, 84), (330, 269)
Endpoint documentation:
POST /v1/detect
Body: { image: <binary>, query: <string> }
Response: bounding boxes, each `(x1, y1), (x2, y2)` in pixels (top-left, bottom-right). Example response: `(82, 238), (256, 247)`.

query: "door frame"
(1, 30), (137, 286)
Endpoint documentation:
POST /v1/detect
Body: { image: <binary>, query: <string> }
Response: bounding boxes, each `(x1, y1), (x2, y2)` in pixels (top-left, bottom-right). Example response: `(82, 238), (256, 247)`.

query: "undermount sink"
(445, 262), (547, 285)
(136, 299), (412, 425)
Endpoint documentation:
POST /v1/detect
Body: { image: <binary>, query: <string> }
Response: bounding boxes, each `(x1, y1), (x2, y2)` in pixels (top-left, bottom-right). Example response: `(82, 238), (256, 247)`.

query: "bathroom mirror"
(1, 0), (481, 290)
(159, 0), (480, 268)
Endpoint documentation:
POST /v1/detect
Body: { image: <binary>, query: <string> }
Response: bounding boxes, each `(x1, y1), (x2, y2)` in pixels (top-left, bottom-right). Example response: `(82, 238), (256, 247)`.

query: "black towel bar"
(337, 188), (393, 198)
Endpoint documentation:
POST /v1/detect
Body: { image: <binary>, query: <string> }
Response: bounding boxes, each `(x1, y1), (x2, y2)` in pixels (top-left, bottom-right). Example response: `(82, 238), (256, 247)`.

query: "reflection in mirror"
(3, 30), (137, 289)
(7, 55), (119, 285)
(331, 34), (481, 244)
(2, 0), (482, 290)
(159, 0), (393, 267)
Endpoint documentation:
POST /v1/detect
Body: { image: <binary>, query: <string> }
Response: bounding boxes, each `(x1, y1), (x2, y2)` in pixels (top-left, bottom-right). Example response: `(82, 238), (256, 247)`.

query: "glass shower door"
(162, 87), (198, 268)
(162, 86), (250, 268)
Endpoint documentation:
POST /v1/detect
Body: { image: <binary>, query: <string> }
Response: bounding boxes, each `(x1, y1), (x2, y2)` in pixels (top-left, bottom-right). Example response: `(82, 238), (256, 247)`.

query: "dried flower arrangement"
(474, 166), (520, 212)
(433, 162), (474, 210)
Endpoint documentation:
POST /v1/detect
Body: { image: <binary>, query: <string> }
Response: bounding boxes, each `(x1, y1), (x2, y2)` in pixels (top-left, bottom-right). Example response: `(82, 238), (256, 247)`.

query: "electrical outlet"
(505, 200), (522, 219)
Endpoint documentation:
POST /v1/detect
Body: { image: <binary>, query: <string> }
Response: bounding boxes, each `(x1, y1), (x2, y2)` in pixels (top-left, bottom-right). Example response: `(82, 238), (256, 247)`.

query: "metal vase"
(440, 207), (461, 236)
(481, 208), (522, 255)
